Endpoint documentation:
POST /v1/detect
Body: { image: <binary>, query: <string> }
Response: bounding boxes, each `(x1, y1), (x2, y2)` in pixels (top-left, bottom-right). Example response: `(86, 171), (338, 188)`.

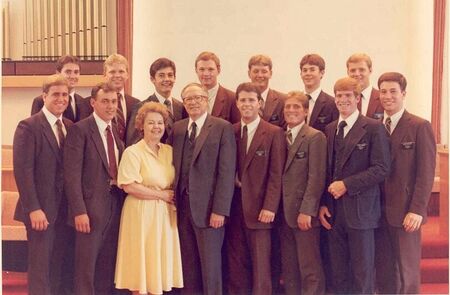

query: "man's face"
(151, 67), (175, 98)
(379, 81), (405, 116)
(182, 85), (208, 119)
(301, 64), (323, 91)
(284, 98), (308, 128)
(248, 65), (272, 92)
(59, 63), (80, 90)
(196, 60), (220, 90)
(91, 90), (118, 122)
(43, 85), (69, 117)
(104, 63), (129, 91)
(347, 61), (371, 90)
(236, 90), (261, 123)
(335, 90), (360, 118)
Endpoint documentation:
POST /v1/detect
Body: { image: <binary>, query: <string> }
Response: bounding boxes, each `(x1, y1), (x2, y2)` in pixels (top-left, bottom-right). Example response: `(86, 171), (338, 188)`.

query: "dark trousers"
(226, 197), (272, 295)
(374, 218), (398, 294)
(26, 217), (75, 295)
(327, 202), (375, 294)
(73, 191), (122, 295)
(280, 221), (325, 295)
(178, 193), (225, 295)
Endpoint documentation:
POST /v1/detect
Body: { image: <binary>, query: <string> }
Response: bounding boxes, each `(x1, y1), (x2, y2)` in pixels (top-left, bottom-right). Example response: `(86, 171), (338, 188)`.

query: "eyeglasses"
(183, 95), (207, 103)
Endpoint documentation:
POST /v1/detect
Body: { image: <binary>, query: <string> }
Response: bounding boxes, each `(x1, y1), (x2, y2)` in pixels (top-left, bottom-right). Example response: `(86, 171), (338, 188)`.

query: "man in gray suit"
(281, 91), (327, 295)
(167, 83), (236, 295)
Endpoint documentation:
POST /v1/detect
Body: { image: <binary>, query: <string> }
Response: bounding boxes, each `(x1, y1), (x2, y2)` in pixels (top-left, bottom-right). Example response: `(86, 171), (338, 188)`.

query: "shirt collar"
(42, 106), (63, 126)
(305, 87), (322, 103)
(338, 109), (359, 131)
(154, 91), (172, 104)
(241, 116), (260, 134)
(207, 83), (220, 100)
(361, 85), (373, 100)
(93, 111), (112, 131)
(188, 111), (208, 132)
(287, 121), (305, 141)
(384, 107), (405, 128)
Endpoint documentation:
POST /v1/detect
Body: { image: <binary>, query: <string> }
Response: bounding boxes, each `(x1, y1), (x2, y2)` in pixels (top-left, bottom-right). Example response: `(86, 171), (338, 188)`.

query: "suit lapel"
(243, 120), (266, 172)
(340, 116), (367, 166)
(309, 91), (325, 125)
(366, 88), (379, 117)
(327, 121), (337, 167)
(88, 117), (110, 175)
(390, 111), (411, 162)
(263, 89), (278, 120)
(211, 86), (225, 117)
(192, 115), (213, 162)
(39, 112), (62, 161)
(284, 124), (307, 172)
(173, 99), (184, 121)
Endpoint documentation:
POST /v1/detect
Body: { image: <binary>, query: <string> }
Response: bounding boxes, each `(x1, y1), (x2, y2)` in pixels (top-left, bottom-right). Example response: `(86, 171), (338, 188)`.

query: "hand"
(297, 213), (312, 231)
(74, 214), (91, 233)
(328, 181), (347, 199)
(319, 206), (332, 230)
(403, 212), (423, 232)
(209, 213), (225, 228)
(29, 209), (49, 231)
(258, 209), (275, 223)
(159, 190), (175, 204)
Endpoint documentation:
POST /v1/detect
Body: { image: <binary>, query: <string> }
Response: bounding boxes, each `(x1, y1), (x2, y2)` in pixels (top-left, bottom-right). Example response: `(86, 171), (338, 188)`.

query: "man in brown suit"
(375, 72), (436, 294)
(226, 82), (286, 295)
(195, 51), (240, 123)
(64, 83), (125, 295)
(280, 91), (327, 295)
(248, 54), (286, 127)
(14, 75), (74, 295)
(347, 53), (384, 120)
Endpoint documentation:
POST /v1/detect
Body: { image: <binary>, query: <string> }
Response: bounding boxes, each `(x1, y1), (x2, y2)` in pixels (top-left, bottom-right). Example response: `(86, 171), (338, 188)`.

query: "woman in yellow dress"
(115, 102), (183, 295)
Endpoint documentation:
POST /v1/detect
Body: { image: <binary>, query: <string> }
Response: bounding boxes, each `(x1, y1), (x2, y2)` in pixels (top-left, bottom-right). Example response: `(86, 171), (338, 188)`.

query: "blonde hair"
(104, 53), (129, 73)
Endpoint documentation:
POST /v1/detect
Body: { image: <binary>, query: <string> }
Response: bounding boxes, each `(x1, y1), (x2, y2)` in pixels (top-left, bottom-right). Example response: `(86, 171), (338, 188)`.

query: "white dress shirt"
(42, 106), (66, 146)
(93, 112), (119, 166)
(337, 110), (360, 138)
(188, 111), (208, 138)
(207, 83), (219, 114)
(241, 116), (260, 153)
(384, 108), (405, 134)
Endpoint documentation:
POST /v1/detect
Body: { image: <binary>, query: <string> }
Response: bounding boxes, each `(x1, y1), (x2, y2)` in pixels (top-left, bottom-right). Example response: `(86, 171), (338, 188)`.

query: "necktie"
(164, 99), (175, 130)
(258, 100), (265, 118)
(286, 129), (293, 145)
(115, 93), (126, 141)
(189, 122), (197, 143)
(164, 99), (172, 114)
(357, 94), (363, 113)
(239, 125), (248, 180)
(385, 117), (392, 134)
(55, 119), (65, 149)
(336, 121), (347, 147)
(65, 95), (75, 121)
(106, 125), (118, 181)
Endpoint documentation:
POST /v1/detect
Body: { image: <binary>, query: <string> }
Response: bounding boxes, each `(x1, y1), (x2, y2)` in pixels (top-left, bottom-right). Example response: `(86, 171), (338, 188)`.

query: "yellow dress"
(115, 140), (183, 294)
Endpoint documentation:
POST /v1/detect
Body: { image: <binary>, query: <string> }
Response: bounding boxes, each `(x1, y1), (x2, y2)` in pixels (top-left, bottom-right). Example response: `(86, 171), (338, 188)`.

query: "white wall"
(132, 0), (433, 120)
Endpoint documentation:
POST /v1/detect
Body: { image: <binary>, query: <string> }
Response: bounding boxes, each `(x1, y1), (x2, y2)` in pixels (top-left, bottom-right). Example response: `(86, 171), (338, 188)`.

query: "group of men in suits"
(13, 50), (436, 295)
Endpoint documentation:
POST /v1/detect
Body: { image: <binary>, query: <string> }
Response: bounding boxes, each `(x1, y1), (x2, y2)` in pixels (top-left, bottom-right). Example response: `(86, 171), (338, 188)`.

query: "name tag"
(401, 142), (415, 150)
(269, 114), (279, 122)
(317, 116), (328, 123)
(295, 151), (306, 159)
(373, 112), (384, 120)
(256, 150), (266, 157)
(356, 143), (368, 150)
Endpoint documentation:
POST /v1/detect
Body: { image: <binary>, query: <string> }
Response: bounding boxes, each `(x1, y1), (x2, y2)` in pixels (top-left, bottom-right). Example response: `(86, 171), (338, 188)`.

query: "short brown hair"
(286, 91), (309, 110)
(300, 54), (325, 71)
(378, 72), (407, 91)
(104, 53), (129, 73)
(334, 77), (361, 97)
(195, 51), (221, 70)
(150, 58), (176, 78)
(248, 54), (272, 70)
(91, 82), (116, 99)
(56, 55), (80, 72)
(181, 82), (208, 99)
(42, 74), (69, 93)
(134, 102), (169, 131)
(346, 53), (372, 70)
(235, 82), (263, 101)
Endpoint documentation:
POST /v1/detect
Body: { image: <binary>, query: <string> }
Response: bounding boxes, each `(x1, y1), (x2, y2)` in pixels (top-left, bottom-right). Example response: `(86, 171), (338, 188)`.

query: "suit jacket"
(168, 115), (236, 228)
(309, 90), (339, 133)
(282, 124), (327, 228)
(323, 115), (390, 229)
(366, 88), (384, 120)
(64, 115), (125, 225)
(31, 93), (84, 122)
(234, 119), (286, 229)
(13, 111), (73, 224)
(263, 88), (286, 127)
(126, 94), (187, 146)
(211, 85), (240, 124)
(384, 111), (436, 227)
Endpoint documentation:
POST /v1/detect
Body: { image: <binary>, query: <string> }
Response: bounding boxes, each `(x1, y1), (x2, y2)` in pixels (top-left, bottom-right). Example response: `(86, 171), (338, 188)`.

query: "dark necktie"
(336, 120), (347, 147)
(259, 100), (265, 118)
(66, 95), (75, 121)
(106, 125), (118, 181)
(239, 125), (248, 180)
(286, 129), (293, 146)
(357, 94), (363, 113)
(164, 99), (175, 131)
(115, 93), (126, 141)
(385, 117), (392, 134)
(189, 122), (197, 143)
(55, 119), (65, 149)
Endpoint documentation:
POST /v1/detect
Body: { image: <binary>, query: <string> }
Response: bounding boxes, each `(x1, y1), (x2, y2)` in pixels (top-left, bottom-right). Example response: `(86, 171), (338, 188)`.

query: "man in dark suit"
(31, 55), (84, 122)
(126, 57), (187, 146)
(14, 74), (74, 295)
(318, 77), (390, 294)
(280, 91), (327, 295)
(226, 82), (285, 295)
(299, 54), (338, 132)
(248, 54), (286, 127)
(167, 83), (236, 295)
(195, 51), (240, 124)
(64, 82), (125, 295)
(79, 54), (139, 141)
(346, 53), (384, 120)
(375, 72), (436, 294)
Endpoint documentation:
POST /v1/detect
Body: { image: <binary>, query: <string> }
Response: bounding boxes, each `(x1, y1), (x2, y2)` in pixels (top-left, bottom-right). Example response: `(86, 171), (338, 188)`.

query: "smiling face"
(182, 85), (208, 121)
(248, 64), (272, 92)
(284, 97), (308, 128)
(104, 63), (129, 92)
(236, 90), (261, 124)
(196, 59), (220, 90)
(142, 111), (165, 142)
(91, 90), (118, 122)
(347, 61), (372, 90)
(43, 85), (69, 117)
(335, 90), (360, 119)
(59, 63), (80, 90)
(301, 64), (324, 92)
(379, 81), (406, 116)
(151, 66), (175, 98)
